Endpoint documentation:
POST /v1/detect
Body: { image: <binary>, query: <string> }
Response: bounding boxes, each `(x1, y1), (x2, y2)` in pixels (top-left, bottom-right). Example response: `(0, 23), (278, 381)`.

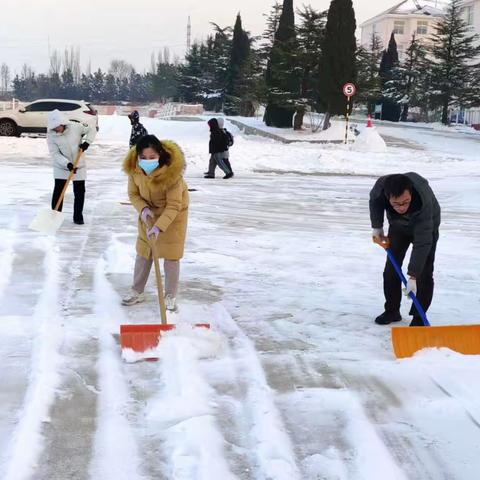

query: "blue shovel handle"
(384, 247), (430, 327)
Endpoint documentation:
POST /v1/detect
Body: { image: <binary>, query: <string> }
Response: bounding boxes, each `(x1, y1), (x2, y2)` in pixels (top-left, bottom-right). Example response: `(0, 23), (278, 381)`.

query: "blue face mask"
(139, 158), (159, 175)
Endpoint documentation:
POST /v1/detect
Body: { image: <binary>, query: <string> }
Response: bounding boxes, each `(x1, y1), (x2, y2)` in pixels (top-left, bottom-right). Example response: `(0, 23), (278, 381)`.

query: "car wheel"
(0, 119), (19, 137)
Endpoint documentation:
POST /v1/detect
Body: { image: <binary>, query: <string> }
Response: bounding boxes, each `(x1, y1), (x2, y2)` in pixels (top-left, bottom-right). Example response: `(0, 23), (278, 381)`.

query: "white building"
(360, 1), (446, 58)
(461, 0), (480, 35)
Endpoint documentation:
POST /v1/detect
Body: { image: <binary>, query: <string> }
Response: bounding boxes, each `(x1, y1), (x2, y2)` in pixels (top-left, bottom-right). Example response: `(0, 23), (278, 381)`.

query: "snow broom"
(30, 149), (83, 235)
(374, 237), (480, 359)
(120, 226), (209, 356)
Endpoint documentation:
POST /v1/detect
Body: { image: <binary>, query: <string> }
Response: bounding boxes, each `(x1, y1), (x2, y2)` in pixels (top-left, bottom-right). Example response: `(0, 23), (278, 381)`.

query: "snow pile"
(353, 126), (388, 153)
(122, 324), (225, 363)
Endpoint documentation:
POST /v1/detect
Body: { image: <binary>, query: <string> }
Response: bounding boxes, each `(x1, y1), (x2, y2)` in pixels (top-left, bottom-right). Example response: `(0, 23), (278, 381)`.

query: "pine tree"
(264, 0), (300, 127)
(384, 34), (429, 121)
(179, 43), (204, 103)
(296, 6), (327, 128)
(225, 13), (253, 115)
(429, 0), (480, 125)
(91, 69), (105, 102)
(356, 33), (383, 111)
(318, 0), (356, 129)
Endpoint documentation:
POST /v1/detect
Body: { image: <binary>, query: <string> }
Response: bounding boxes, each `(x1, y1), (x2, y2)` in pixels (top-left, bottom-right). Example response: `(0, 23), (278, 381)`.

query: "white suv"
(0, 99), (99, 137)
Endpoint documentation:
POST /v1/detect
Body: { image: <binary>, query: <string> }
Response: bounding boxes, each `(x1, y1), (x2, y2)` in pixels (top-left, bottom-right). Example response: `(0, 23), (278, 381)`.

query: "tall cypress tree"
(264, 0), (300, 127)
(318, 0), (356, 129)
(429, 0), (480, 125)
(380, 32), (401, 121)
(225, 13), (252, 115)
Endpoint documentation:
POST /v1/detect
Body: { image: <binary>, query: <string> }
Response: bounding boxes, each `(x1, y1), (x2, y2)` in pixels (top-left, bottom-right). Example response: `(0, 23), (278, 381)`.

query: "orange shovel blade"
(120, 323), (211, 353)
(392, 324), (480, 359)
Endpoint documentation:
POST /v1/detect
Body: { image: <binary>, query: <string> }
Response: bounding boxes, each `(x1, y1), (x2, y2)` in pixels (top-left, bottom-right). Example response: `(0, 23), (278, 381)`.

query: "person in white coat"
(47, 110), (95, 224)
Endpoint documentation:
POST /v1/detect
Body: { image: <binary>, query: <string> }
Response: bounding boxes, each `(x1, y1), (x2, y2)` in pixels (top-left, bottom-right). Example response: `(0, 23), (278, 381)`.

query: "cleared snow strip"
(212, 304), (302, 480)
(145, 326), (237, 480)
(4, 238), (64, 480)
(280, 388), (407, 480)
(339, 391), (407, 480)
(0, 224), (16, 299)
(89, 258), (145, 480)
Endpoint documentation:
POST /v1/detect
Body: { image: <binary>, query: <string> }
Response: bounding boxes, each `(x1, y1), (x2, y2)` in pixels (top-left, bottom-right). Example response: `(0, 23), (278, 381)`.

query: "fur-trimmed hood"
(123, 140), (185, 188)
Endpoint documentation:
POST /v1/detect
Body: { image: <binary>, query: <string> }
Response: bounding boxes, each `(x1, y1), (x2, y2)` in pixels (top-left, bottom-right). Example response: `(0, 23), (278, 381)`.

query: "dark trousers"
(384, 229), (438, 318)
(52, 179), (85, 221)
(207, 154), (233, 177)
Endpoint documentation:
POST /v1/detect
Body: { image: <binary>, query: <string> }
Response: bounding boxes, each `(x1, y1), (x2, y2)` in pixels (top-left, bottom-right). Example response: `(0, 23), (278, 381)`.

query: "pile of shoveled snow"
(353, 127), (387, 153)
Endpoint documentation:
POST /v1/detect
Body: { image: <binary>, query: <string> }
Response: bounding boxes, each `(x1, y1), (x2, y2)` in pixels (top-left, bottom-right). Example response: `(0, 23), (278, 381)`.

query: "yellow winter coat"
(123, 141), (189, 260)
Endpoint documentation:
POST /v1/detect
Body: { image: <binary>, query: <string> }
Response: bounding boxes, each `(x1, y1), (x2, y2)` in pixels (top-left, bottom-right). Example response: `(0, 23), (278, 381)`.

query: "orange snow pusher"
(374, 237), (480, 359)
(120, 229), (209, 356)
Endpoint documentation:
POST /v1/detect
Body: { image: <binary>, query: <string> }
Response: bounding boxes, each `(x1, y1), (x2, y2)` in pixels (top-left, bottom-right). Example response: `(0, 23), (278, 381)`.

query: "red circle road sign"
(343, 83), (356, 97)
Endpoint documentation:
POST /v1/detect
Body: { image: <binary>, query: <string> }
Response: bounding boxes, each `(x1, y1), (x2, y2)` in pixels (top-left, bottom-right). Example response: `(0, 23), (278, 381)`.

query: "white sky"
(0, 0), (400, 75)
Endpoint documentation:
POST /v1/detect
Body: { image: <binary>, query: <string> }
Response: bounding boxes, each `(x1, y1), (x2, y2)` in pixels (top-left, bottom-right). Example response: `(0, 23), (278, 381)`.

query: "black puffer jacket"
(370, 172), (441, 276)
(208, 118), (229, 154)
(128, 110), (148, 148)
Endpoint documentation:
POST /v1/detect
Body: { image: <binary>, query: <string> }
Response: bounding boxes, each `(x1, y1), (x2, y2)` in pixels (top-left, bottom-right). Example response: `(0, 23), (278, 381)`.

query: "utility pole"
(187, 16), (191, 51)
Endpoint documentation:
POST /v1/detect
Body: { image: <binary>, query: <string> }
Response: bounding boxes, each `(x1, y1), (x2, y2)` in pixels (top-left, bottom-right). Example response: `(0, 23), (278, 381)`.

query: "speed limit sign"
(343, 83), (356, 97)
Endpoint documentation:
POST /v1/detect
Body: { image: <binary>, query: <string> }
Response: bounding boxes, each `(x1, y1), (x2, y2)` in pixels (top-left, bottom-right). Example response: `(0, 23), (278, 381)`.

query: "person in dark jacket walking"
(204, 118), (233, 179)
(370, 173), (441, 327)
(128, 110), (148, 148)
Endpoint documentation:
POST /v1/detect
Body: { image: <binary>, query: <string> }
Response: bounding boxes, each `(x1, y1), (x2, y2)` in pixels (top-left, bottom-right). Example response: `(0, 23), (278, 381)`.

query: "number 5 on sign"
(343, 83), (356, 144)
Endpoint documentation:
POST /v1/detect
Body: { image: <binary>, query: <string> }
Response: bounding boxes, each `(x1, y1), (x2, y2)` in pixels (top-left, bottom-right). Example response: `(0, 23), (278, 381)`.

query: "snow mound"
(122, 323), (225, 363)
(353, 127), (387, 153)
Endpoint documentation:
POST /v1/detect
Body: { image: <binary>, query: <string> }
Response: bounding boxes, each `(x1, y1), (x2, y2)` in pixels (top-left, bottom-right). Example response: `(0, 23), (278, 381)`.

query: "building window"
(417, 21), (428, 35)
(464, 6), (474, 25)
(393, 21), (405, 35)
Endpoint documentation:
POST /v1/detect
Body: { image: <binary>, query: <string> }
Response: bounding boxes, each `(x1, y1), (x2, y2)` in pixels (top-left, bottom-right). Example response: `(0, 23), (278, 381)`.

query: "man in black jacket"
(204, 118), (233, 179)
(370, 173), (441, 326)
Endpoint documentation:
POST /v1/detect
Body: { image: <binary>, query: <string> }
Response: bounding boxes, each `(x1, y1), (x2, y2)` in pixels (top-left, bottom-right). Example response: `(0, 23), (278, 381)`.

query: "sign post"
(343, 83), (356, 145)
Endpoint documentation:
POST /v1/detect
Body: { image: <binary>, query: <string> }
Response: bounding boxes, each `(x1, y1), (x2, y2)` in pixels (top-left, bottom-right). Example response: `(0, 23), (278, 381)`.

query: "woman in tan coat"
(121, 135), (189, 311)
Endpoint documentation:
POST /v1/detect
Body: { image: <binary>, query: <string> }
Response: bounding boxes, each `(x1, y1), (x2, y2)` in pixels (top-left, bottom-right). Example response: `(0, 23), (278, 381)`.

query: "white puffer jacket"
(47, 110), (96, 181)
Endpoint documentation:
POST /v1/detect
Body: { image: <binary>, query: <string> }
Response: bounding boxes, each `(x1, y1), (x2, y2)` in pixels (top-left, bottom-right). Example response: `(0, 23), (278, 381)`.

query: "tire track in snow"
(3, 238), (64, 480)
(88, 258), (145, 480)
(210, 303), (302, 480)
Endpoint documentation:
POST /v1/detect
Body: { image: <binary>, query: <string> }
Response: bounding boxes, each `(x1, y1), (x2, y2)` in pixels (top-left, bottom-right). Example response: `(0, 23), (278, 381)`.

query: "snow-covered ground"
(0, 115), (479, 479)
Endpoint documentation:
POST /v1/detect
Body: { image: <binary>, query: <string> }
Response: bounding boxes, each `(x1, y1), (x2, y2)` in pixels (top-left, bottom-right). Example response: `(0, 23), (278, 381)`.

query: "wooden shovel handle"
(146, 220), (168, 325)
(53, 149), (84, 212)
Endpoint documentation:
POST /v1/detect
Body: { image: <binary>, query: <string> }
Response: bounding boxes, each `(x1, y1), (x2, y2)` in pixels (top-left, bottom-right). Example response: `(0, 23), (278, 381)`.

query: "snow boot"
(375, 310), (402, 325)
(122, 289), (146, 306)
(165, 294), (178, 312)
(409, 316), (425, 327)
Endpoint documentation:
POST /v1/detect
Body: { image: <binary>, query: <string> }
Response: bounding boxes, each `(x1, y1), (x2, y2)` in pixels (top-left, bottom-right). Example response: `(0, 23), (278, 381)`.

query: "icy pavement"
(0, 116), (479, 479)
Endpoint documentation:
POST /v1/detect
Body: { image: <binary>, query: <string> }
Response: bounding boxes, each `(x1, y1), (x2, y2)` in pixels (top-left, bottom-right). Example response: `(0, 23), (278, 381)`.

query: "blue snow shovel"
(374, 237), (480, 358)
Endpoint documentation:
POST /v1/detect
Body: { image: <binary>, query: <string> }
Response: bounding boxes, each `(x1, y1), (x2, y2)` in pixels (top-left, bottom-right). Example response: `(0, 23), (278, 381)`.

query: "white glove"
(403, 277), (417, 297)
(372, 227), (384, 239)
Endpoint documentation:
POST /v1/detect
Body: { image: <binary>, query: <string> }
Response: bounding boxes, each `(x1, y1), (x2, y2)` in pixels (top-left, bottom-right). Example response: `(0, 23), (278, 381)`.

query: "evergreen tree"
(91, 69), (105, 102)
(429, 0), (480, 124)
(225, 13), (253, 115)
(179, 43), (203, 103)
(379, 33), (401, 121)
(296, 6), (327, 128)
(318, 0), (356, 129)
(356, 33), (383, 111)
(264, 0), (300, 127)
(384, 34), (429, 121)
